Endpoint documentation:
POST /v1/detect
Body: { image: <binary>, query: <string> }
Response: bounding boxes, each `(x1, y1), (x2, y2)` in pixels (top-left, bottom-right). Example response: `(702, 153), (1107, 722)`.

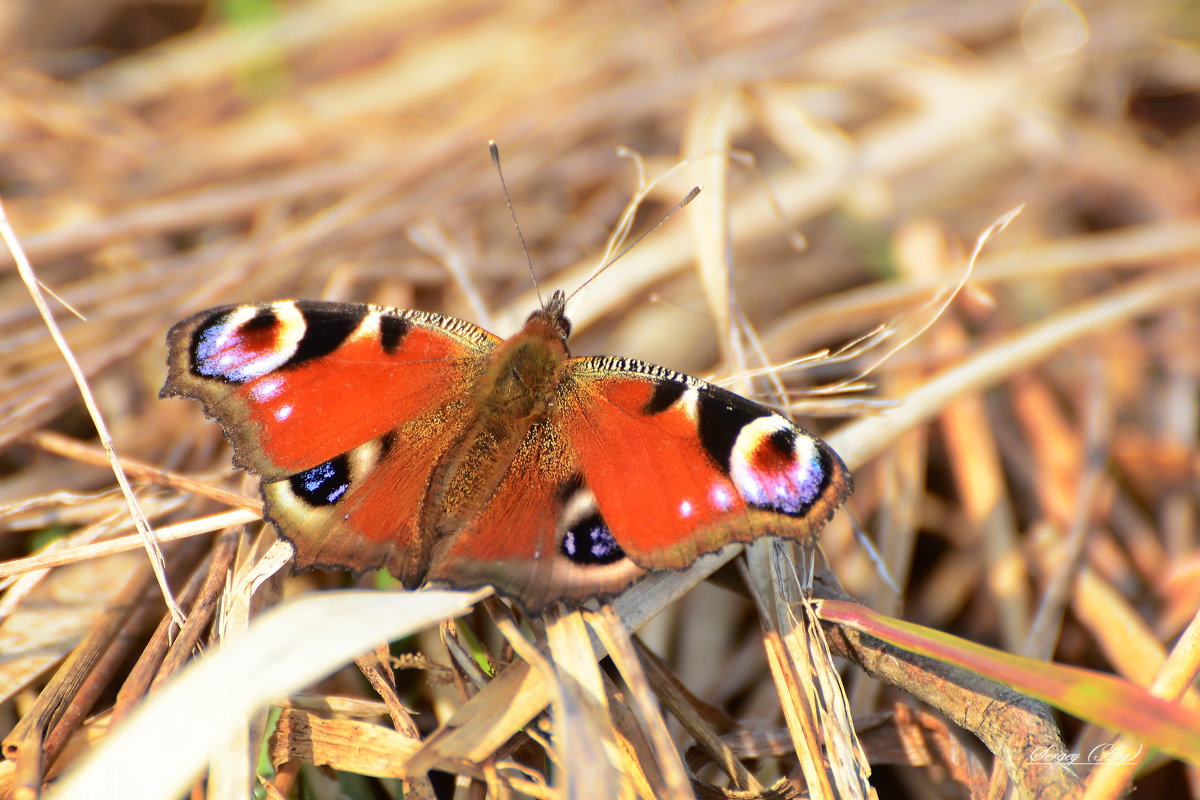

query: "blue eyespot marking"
(289, 455), (351, 506)
(562, 512), (624, 565)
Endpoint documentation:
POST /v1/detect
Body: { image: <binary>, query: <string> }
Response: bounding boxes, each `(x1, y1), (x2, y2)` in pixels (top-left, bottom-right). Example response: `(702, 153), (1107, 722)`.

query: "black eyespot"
(561, 512), (624, 565)
(697, 387), (772, 471)
(379, 315), (409, 354)
(643, 381), (686, 415)
(767, 426), (796, 456)
(241, 308), (278, 333)
(289, 455), (351, 506)
(289, 302), (364, 366)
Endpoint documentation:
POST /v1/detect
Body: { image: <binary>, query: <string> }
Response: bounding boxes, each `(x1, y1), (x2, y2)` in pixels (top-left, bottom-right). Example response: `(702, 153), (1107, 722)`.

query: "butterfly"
(162, 289), (851, 612)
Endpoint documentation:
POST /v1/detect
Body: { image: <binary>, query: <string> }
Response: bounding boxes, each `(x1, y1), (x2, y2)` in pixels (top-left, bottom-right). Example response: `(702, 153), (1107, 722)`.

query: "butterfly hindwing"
(425, 420), (647, 609)
(559, 357), (852, 570)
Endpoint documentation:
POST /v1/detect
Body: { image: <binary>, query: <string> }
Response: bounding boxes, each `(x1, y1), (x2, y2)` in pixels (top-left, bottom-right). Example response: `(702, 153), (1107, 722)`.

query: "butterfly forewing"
(163, 301), (500, 476)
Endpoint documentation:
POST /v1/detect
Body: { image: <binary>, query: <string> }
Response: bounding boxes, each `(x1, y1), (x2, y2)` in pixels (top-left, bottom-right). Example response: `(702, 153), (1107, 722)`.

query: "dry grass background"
(0, 0), (1199, 798)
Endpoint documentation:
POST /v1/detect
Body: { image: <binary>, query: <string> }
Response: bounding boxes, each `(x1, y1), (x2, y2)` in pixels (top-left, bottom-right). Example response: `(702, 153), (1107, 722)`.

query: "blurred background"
(1, 0), (1199, 797)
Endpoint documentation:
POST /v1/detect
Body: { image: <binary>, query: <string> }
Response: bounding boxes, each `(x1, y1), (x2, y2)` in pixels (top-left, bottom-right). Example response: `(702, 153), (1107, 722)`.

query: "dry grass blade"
(2, 565), (153, 794)
(1, 202), (184, 628)
(1083, 606), (1200, 797)
(0, 510), (259, 580)
(587, 606), (693, 799)
(741, 545), (863, 800)
(544, 607), (622, 799)
(832, 268), (1200, 470)
(629, 634), (760, 790)
(49, 590), (485, 799)
(766, 219), (1200, 355)
(684, 86), (738, 358)
(28, 431), (263, 515)
(269, 707), (429, 780)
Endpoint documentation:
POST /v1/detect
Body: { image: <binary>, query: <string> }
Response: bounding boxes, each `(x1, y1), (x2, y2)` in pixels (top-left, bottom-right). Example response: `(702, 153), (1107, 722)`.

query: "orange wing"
(558, 356), (851, 570)
(162, 300), (499, 584)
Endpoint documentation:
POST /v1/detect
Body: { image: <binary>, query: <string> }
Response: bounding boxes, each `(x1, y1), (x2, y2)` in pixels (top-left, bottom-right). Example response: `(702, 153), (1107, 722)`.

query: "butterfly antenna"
(490, 140), (543, 308)
(566, 186), (700, 305)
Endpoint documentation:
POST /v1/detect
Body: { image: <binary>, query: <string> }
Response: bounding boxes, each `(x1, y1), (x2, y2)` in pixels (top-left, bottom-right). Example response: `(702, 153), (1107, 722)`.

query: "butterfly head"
(526, 289), (572, 343)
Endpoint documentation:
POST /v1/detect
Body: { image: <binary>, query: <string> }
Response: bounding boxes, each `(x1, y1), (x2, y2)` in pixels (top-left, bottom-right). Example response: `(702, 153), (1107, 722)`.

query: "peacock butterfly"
(161, 289), (851, 611)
